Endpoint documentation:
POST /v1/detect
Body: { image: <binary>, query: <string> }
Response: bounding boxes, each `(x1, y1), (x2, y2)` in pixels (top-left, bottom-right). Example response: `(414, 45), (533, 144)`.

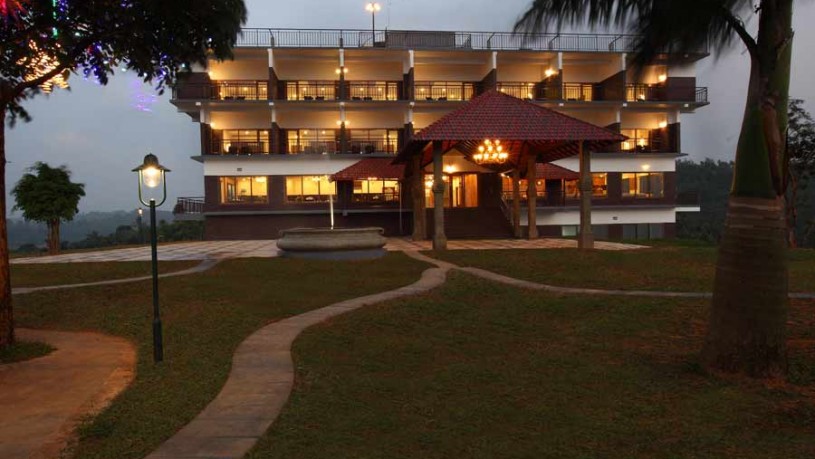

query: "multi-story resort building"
(172, 29), (707, 241)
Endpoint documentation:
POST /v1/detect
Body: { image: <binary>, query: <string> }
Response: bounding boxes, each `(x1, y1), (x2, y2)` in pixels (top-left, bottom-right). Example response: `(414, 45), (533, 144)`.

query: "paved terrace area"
(11, 238), (644, 264)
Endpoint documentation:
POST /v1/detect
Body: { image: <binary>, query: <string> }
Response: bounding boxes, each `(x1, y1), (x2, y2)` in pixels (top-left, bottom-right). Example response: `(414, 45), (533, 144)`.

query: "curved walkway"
(12, 258), (221, 295)
(0, 329), (135, 459)
(145, 253), (450, 459)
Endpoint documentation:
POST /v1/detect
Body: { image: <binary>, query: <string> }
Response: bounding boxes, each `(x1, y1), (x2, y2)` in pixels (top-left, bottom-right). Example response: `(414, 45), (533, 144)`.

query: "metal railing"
(695, 87), (709, 104)
(210, 141), (269, 155)
(174, 197), (204, 215)
(214, 80), (269, 100)
(348, 81), (401, 101)
(562, 83), (595, 101)
(235, 29), (708, 54)
(497, 83), (538, 100)
(348, 139), (398, 154)
(626, 84), (709, 103)
(414, 81), (477, 101)
(288, 141), (339, 155)
(286, 81), (338, 100)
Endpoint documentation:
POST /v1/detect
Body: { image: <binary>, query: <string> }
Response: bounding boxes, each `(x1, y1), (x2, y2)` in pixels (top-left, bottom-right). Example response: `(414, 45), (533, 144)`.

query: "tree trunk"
(701, 0), (793, 378)
(47, 220), (61, 255)
(786, 171), (798, 247)
(0, 108), (14, 349)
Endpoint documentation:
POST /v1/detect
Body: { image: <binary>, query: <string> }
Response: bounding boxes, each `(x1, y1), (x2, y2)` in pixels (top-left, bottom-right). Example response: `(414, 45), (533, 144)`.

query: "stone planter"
(277, 227), (387, 260)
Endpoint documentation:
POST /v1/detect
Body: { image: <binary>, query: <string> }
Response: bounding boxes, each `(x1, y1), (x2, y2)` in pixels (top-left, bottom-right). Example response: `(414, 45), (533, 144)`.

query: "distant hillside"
(8, 210), (175, 249)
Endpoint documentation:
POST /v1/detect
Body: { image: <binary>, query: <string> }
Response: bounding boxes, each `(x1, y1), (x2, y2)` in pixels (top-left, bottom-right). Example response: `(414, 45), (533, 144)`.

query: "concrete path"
(12, 238), (644, 264)
(145, 252), (450, 459)
(0, 329), (135, 459)
(12, 258), (221, 296)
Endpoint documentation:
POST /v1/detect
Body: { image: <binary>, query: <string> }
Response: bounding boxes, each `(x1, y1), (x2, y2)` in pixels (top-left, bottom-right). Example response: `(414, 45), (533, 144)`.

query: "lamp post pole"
(149, 198), (163, 362)
(134, 153), (170, 364)
(365, 3), (381, 43)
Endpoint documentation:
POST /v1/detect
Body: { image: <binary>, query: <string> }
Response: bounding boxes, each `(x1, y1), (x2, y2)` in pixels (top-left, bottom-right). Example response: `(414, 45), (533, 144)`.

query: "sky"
(5, 0), (815, 214)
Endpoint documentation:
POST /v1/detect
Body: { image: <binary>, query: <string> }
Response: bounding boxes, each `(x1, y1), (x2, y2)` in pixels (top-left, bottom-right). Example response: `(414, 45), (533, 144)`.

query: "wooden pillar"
(578, 141), (594, 249)
(411, 154), (427, 241)
(339, 122), (348, 154)
(527, 155), (538, 240)
(512, 168), (521, 238)
(432, 141), (447, 250)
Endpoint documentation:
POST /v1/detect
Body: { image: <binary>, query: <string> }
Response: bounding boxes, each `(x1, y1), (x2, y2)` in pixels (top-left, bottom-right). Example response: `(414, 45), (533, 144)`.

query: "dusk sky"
(6, 0), (815, 214)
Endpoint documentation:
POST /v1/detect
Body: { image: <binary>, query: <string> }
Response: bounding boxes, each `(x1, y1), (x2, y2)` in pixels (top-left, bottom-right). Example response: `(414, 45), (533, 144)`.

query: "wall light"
(658, 121), (668, 129)
(641, 164), (651, 172)
(658, 74), (668, 83)
(544, 68), (557, 78)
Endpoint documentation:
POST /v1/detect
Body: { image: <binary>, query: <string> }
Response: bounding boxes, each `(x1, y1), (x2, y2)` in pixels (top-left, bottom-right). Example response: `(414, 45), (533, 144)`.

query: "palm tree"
(516, 0), (794, 378)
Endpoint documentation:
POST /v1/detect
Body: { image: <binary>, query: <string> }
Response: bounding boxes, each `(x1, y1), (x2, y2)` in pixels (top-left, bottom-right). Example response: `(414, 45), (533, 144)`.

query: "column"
(267, 48), (277, 100)
(578, 141), (594, 249)
(432, 141), (447, 250)
(339, 103), (348, 154)
(338, 49), (347, 100)
(512, 168), (521, 238)
(527, 155), (538, 240)
(411, 154), (427, 241)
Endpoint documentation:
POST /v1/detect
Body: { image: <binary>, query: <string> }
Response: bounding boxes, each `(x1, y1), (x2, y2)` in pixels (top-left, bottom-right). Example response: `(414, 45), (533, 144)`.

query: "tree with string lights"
(0, 0), (247, 349)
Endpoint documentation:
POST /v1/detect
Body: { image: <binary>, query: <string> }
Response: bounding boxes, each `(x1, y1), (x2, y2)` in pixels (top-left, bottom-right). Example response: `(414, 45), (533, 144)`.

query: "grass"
(0, 340), (55, 364)
(248, 272), (815, 459)
(11, 261), (200, 288)
(430, 246), (815, 293)
(14, 253), (428, 459)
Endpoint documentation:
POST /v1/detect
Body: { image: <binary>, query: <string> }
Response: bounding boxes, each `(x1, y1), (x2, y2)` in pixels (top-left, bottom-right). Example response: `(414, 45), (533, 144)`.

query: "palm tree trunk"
(702, 0), (793, 378)
(0, 107), (14, 349)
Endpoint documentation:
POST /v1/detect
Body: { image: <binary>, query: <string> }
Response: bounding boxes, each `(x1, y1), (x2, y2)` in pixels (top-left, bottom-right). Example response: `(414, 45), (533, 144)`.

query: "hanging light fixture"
(472, 139), (509, 165)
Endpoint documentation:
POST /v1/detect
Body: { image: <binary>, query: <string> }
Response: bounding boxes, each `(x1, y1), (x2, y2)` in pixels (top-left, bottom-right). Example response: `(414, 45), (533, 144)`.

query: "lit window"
(219, 177), (268, 204)
(622, 173), (665, 198)
(352, 179), (400, 203)
(286, 176), (337, 203)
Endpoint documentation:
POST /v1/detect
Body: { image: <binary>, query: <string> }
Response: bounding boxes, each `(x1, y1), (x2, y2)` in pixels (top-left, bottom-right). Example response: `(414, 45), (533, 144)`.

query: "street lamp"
(132, 153), (170, 363)
(365, 2), (381, 39)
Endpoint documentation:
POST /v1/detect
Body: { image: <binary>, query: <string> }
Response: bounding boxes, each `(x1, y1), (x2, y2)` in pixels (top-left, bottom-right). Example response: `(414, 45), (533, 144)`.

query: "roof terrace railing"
(235, 28), (708, 54)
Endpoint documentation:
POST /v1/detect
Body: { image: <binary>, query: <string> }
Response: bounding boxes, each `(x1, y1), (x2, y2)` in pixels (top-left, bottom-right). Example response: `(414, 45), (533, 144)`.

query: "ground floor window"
(426, 174), (478, 208)
(564, 174), (608, 198)
(622, 223), (665, 240)
(220, 177), (268, 204)
(622, 173), (664, 198)
(286, 176), (337, 203)
(353, 179), (400, 203)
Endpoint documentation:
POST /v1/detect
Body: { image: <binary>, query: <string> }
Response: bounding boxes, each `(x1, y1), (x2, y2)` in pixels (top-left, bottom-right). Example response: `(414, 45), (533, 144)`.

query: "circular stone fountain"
(276, 227), (388, 260)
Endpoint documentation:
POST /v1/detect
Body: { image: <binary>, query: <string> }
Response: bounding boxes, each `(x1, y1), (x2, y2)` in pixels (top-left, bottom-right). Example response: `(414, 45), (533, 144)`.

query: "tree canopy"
(12, 161), (84, 225)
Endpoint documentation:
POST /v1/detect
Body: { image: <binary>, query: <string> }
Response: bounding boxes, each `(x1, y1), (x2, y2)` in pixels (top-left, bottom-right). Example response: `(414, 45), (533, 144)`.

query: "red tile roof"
(535, 163), (579, 180)
(331, 158), (406, 181)
(411, 90), (624, 143)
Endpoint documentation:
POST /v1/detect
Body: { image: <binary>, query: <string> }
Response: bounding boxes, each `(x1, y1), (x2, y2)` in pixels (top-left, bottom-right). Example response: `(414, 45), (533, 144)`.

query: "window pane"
(592, 173), (608, 197)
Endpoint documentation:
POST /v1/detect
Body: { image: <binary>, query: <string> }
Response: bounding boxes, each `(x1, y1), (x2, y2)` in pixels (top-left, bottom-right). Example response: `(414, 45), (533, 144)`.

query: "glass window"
(621, 129), (652, 152)
(287, 129), (337, 155)
(286, 176), (336, 203)
(353, 179), (400, 203)
(562, 225), (578, 237)
(425, 174), (478, 208)
(562, 174), (607, 198)
(622, 173), (665, 198)
(219, 177), (268, 204)
(215, 130), (269, 155)
(348, 130), (399, 154)
(287, 81), (336, 101)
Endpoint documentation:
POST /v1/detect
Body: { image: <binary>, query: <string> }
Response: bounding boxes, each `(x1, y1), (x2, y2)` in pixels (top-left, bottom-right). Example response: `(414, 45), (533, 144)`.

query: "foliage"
(11, 161), (84, 253)
(786, 99), (815, 246)
(676, 159), (734, 243)
(158, 220), (204, 242)
(12, 162), (84, 223)
(0, 0), (248, 121)
(68, 220), (203, 250)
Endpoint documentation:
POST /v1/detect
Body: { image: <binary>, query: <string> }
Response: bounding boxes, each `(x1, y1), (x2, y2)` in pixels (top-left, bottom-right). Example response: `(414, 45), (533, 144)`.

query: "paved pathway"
(12, 258), (221, 296)
(12, 238), (644, 264)
(145, 252), (451, 459)
(0, 329), (135, 459)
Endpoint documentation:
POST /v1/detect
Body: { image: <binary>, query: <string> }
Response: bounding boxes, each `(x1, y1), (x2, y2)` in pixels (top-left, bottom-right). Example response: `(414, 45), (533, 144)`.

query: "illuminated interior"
(287, 129), (338, 154)
(425, 174), (478, 208)
(353, 179), (400, 203)
(214, 130), (270, 155)
(220, 177), (268, 204)
(286, 176), (337, 203)
(622, 172), (664, 198)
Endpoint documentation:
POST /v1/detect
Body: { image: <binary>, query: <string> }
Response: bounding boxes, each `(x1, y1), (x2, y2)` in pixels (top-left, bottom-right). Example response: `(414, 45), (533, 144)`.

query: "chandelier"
(472, 139), (509, 164)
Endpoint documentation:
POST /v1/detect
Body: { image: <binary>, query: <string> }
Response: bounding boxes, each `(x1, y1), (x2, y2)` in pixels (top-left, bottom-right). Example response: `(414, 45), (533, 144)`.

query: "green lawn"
(11, 261), (199, 288)
(14, 253), (428, 459)
(249, 272), (815, 459)
(430, 247), (815, 292)
(0, 340), (54, 364)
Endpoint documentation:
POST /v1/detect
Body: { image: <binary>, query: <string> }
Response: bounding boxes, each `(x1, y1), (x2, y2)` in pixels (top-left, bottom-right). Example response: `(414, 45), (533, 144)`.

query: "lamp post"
(365, 2), (381, 39)
(132, 154), (170, 363)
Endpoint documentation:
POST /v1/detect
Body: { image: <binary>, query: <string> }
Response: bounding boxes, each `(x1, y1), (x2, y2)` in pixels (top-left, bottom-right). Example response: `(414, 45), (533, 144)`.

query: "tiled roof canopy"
(396, 90), (625, 167)
(535, 163), (580, 181)
(331, 158), (406, 181)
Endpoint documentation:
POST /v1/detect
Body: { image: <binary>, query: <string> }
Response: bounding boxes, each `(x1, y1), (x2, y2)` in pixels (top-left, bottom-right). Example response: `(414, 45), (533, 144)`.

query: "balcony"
(173, 80), (269, 101)
(347, 81), (401, 101)
(235, 29), (709, 56)
(626, 84), (709, 104)
(288, 140), (340, 155)
(286, 81), (338, 101)
(173, 197), (205, 221)
(414, 81), (477, 101)
(348, 138), (399, 155)
(562, 83), (596, 102)
(210, 140), (270, 155)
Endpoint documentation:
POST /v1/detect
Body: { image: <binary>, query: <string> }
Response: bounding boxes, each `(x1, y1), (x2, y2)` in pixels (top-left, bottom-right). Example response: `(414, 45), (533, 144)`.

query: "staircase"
(427, 207), (514, 239)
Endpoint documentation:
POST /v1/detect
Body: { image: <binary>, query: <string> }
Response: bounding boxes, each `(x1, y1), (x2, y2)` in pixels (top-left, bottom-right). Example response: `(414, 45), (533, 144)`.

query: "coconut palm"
(516, 0), (794, 378)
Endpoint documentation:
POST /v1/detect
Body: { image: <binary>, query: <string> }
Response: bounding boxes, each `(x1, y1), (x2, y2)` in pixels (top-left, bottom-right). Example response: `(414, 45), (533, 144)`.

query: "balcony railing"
(173, 197), (204, 215)
(288, 141), (339, 155)
(348, 139), (398, 154)
(286, 81), (338, 100)
(626, 84), (709, 103)
(414, 81), (477, 101)
(210, 141), (269, 155)
(348, 81), (401, 101)
(173, 81), (269, 100)
(562, 83), (595, 101)
(235, 29), (708, 55)
(695, 87), (709, 104)
(497, 83), (538, 100)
